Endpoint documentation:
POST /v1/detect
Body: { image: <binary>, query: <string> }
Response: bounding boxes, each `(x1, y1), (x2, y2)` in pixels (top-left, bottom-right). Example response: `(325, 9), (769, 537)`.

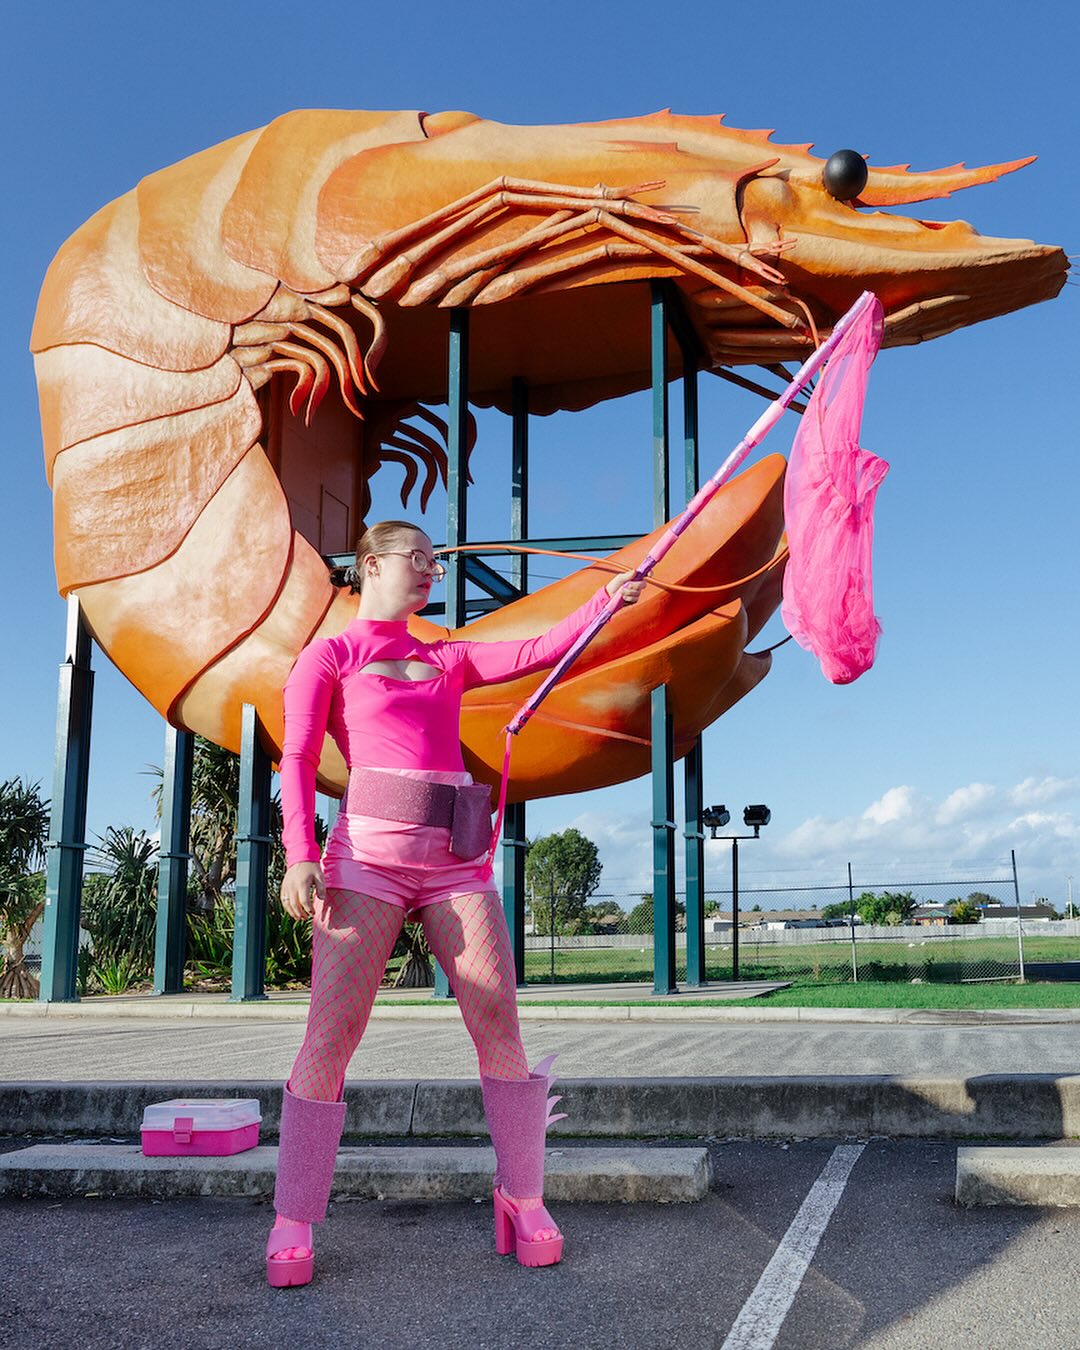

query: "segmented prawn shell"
(32, 110), (1065, 798)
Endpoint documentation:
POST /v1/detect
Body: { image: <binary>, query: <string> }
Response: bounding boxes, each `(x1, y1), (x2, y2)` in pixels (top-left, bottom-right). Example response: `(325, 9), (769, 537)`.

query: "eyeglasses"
(375, 550), (446, 582)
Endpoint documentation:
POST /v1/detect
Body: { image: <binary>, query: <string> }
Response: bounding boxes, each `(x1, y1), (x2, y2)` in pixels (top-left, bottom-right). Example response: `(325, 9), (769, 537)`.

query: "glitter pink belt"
(345, 769), (493, 861)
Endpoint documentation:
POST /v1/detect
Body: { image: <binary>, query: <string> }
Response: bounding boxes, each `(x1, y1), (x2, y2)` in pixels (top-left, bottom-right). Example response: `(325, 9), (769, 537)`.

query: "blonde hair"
(333, 520), (426, 594)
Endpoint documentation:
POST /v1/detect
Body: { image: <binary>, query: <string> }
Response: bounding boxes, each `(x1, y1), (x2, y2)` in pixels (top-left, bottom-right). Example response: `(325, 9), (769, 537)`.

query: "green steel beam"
(325, 535), (637, 570)
(39, 597), (93, 1003)
(502, 378), (529, 984)
(511, 377), (529, 595)
(434, 310), (471, 1001)
(502, 801), (527, 987)
(651, 281), (670, 526)
(152, 726), (193, 996)
(683, 740), (707, 987)
(679, 324), (706, 986)
(651, 685), (678, 995)
(650, 284), (678, 995)
(464, 554), (522, 603)
(231, 703), (271, 1002)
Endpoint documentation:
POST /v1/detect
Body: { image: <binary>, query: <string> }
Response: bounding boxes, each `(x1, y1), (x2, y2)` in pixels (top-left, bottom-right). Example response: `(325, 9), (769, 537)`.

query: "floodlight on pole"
(705, 803), (771, 981)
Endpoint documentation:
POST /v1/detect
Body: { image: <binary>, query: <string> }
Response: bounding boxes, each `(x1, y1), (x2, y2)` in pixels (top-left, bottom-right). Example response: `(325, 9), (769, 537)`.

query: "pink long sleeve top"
(280, 588), (610, 866)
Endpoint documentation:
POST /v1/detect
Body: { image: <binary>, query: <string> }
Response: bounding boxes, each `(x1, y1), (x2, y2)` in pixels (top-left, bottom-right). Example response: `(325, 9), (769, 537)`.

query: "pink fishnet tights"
(279, 888), (554, 1251)
(288, 887), (528, 1102)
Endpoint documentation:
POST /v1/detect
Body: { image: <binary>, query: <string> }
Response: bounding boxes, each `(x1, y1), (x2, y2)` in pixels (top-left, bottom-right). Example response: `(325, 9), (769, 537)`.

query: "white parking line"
(721, 1143), (865, 1350)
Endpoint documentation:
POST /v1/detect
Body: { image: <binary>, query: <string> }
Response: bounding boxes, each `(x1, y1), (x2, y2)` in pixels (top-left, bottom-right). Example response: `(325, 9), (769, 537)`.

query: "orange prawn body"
(31, 109), (1065, 798)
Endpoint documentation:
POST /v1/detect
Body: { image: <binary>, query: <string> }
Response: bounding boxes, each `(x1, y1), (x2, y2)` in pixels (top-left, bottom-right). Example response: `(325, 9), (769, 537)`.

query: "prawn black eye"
(823, 149), (869, 202)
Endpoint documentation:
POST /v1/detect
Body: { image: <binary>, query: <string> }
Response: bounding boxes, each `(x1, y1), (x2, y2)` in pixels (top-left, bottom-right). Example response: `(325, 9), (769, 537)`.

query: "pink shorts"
(322, 767), (496, 915)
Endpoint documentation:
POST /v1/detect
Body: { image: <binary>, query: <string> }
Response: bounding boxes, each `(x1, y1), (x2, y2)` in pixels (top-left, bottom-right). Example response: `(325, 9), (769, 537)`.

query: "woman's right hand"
(280, 861), (325, 920)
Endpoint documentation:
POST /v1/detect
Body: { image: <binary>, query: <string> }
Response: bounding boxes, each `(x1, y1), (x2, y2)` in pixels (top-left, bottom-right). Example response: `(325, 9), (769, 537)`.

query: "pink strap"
(486, 730), (514, 867)
(266, 1222), (312, 1259)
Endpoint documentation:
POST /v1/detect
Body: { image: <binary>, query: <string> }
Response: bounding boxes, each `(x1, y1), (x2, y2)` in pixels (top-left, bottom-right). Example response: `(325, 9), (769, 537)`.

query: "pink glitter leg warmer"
(480, 1054), (566, 1198)
(273, 1082), (347, 1224)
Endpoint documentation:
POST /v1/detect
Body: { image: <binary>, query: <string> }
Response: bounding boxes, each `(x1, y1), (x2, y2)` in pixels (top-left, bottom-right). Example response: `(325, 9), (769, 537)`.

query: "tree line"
(0, 755), (623, 998)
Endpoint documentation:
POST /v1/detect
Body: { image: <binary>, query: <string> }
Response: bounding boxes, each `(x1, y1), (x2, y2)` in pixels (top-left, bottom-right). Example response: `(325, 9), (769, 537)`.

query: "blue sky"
(3, 1), (1077, 909)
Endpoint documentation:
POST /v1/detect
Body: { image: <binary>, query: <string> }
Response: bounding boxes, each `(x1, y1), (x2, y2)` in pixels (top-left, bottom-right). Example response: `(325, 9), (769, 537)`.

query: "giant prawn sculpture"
(32, 110), (1066, 799)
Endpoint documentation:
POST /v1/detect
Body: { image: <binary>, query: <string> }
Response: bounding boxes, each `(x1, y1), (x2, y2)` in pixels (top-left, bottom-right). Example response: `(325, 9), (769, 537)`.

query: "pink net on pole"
(780, 294), (888, 684)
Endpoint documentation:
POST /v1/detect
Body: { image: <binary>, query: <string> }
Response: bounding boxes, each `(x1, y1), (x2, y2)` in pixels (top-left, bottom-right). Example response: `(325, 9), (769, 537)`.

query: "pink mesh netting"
(781, 294), (889, 684)
(289, 888), (529, 1101)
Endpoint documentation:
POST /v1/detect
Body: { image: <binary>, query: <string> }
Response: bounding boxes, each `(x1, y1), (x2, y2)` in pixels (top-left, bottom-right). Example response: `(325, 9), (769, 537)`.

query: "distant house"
(911, 905), (952, 927)
(710, 908), (826, 933)
(979, 901), (1056, 923)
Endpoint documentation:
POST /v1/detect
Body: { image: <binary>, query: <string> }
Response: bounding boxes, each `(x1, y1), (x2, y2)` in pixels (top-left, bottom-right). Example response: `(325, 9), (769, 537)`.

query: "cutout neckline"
(356, 660), (444, 685)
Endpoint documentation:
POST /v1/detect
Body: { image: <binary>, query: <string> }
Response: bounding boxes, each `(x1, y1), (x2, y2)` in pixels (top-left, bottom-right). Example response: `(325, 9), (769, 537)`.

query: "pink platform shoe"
(266, 1083), (347, 1288)
(493, 1186), (564, 1268)
(266, 1221), (314, 1288)
(481, 1054), (567, 1268)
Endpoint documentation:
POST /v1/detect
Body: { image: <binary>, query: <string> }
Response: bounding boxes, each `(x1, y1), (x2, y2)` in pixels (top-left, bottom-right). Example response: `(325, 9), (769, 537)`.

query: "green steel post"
(680, 337), (706, 986)
(152, 726), (193, 995)
(231, 703), (270, 1002)
(502, 802), (527, 987)
(435, 309), (471, 1000)
(39, 596), (94, 1003)
(651, 685), (677, 995)
(649, 284), (676, 994)
(511, 377), (529, 595)
(683, 352), (699, 506)
(731, 838), (740, 981)
(683, 741), (707, 987)
(651, 282), (670, 525)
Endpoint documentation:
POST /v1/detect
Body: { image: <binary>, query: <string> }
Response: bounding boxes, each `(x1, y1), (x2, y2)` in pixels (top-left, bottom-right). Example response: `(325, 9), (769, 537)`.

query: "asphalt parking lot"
(7, 1139), (1080, 1350)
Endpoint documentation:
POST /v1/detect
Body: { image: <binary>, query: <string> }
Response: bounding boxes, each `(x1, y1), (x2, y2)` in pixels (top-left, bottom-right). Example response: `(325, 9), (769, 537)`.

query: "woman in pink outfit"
(267, 519), (642, 1286)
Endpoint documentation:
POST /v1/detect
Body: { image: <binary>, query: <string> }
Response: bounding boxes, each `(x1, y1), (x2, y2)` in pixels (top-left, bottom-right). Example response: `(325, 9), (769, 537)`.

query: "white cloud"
(937, 783), (997, 826)
(1008, 777), (1080, 809)
(528, 773), (1080, 908)
(863, 786), (918, 826)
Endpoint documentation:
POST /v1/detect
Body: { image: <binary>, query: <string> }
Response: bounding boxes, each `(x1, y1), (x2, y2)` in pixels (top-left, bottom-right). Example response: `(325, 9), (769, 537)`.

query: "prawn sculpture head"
(31, 109), (1066, 797)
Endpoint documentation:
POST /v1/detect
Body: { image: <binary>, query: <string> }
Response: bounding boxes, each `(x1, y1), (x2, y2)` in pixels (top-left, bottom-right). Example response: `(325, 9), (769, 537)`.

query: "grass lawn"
(695, 982), (1080, 1009)
(7, 982), (1080, 1010)
(520, 932), (1079, 988)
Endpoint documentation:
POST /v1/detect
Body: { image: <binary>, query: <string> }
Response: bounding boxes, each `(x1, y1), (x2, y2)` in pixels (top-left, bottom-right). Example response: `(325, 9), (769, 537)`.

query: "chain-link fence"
(521, 872), (1078, 988)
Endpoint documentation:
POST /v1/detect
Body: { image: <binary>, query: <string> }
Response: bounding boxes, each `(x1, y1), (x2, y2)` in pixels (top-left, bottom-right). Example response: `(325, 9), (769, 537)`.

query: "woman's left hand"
(606, 571), (645, 605)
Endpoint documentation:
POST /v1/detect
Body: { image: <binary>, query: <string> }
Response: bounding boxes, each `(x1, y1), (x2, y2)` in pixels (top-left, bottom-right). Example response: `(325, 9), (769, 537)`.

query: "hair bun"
(328, 565), (362, 593)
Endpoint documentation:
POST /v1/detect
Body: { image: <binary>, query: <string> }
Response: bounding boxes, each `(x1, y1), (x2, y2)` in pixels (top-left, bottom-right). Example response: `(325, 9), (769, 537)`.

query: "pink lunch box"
(140, 1098), (262, 1156)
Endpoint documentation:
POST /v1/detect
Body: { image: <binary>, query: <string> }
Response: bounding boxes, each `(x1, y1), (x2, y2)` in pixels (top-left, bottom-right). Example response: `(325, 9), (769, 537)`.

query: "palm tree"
(150, 736), (239, 912)
(0, 778), (51, 998)
(82, 827), (159, 973)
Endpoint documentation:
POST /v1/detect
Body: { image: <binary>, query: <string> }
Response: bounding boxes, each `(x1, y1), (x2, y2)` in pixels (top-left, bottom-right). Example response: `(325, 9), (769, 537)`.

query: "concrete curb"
(7, 1076), (1080, 1141)
(4, 999), (1080, 1025)
(0, 1143), (710, 1204)
(956, 1146), (1080, 1206)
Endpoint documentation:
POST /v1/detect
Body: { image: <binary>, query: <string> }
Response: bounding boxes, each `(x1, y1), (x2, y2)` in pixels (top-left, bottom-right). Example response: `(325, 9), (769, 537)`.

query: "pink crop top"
(280, 587), (610, 866)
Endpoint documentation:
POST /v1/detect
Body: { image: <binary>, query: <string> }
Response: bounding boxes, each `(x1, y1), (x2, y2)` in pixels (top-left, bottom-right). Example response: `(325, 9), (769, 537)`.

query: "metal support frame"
(502, 802), (528, 987)
(500, 377), (529, 985)
(731, 837), (741, 981)
(152, 726), (193, 995)
(648, 280), (705, 994)
(708, 830), (765, 981)
(680, 318), (707, 988)
(39, 596), (94, 1003)
(651, 684), (677, 995)
(434, 309), (471, 999)
(683, 742), (706, 987)
(651, 281), (671, 525)
(230, 703), (271, 1002)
